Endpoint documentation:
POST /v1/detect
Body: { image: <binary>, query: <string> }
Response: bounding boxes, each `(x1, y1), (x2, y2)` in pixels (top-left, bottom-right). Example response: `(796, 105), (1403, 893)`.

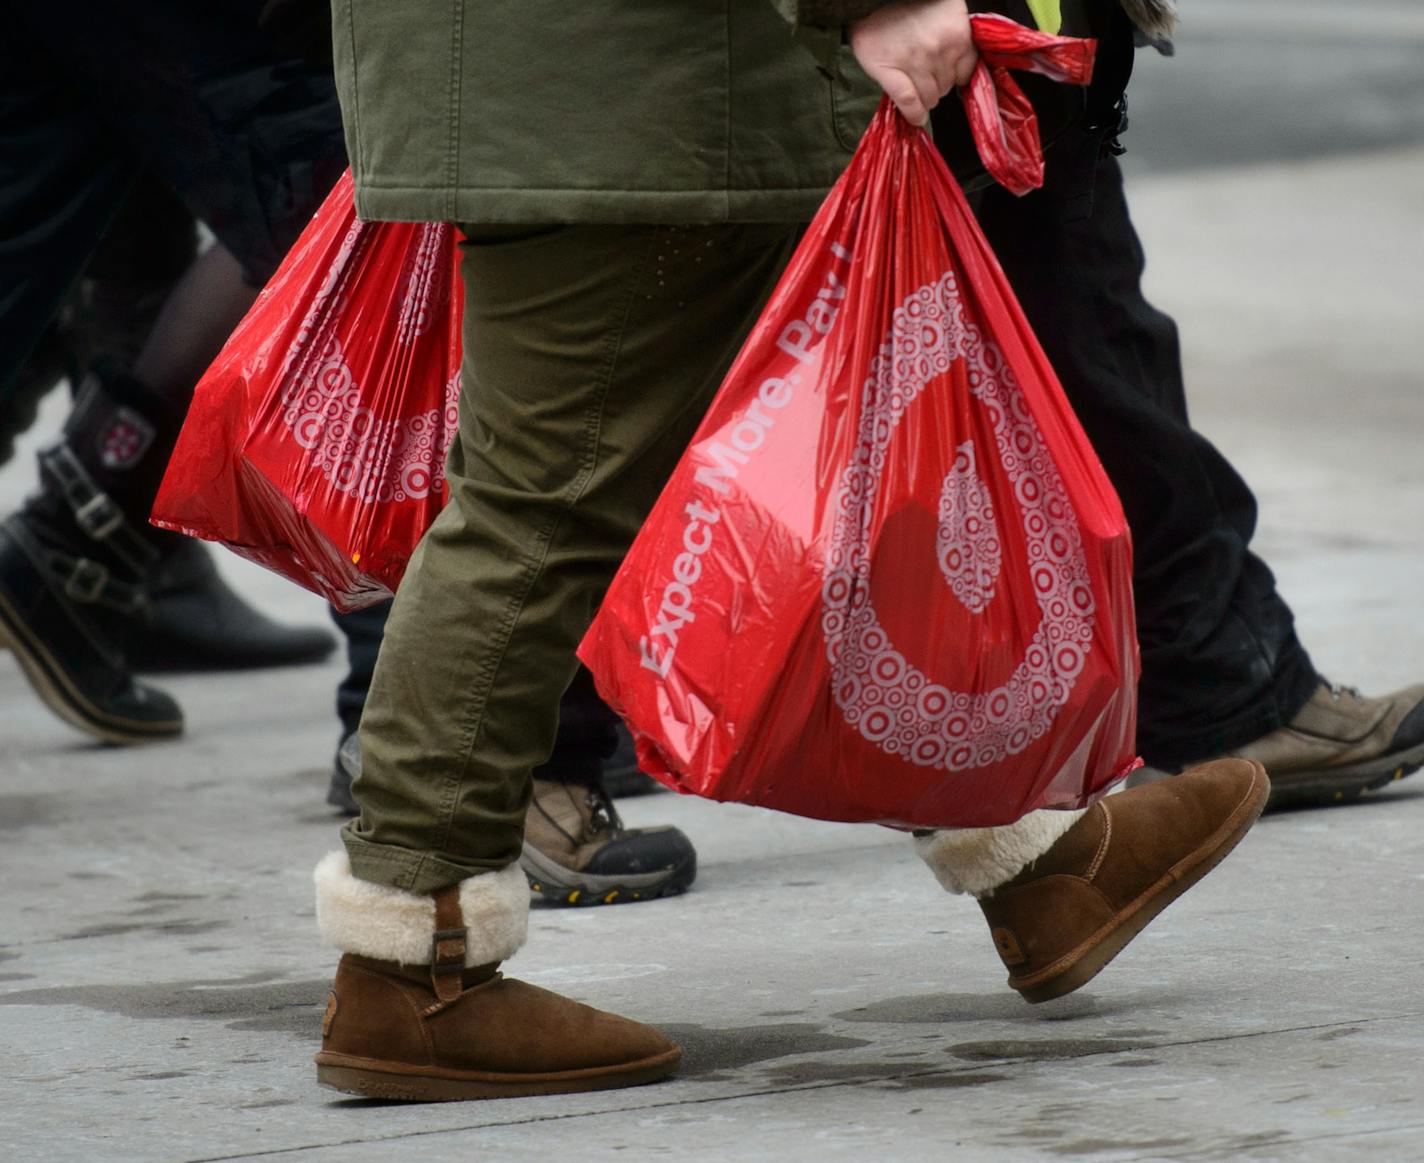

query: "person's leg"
(118, 237), (336, 674)
(0, 32), (185, 739)
(0, 233), (337, 742)
(326, 595), (692, 901)
(344, 221), (801, 887)
(0, 6), (345, 740)
(314, 221), (800, 1099)
(0, 24), (136, 460)
(975, 139), (1424, 806)
(974, 147), (1318, 769)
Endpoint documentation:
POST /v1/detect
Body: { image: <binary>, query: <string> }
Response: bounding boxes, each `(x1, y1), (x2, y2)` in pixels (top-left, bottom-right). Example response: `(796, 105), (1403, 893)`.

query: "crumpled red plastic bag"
(151, 170), (463, 610)
(577, 16), (1137, 828)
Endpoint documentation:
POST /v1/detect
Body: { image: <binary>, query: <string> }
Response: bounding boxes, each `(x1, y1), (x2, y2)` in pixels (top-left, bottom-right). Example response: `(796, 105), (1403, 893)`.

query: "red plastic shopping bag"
(578, 17), (1137, 828)
(152, 170), (463, 610)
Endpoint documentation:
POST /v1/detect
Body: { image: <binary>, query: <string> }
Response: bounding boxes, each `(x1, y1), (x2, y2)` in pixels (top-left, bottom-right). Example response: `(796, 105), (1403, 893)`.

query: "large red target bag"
(152, 170), (463, 611)
(578, 16), (1139, 828)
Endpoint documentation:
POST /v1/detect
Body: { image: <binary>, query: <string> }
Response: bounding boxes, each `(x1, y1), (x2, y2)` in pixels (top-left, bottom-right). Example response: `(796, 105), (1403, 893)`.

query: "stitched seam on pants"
(443, 0), (464, 222)
(431, 227), (659, 865)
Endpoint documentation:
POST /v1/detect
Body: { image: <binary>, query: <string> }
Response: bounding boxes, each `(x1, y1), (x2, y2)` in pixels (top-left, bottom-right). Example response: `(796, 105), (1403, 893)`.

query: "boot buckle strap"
(47, 551), (148, 614)
(63, 557), (111, 604)
(74, 494), (124, 542)
(38, 443), (157, 573)
(431, 927), (468, 973)
(431, 925), (468, 1004)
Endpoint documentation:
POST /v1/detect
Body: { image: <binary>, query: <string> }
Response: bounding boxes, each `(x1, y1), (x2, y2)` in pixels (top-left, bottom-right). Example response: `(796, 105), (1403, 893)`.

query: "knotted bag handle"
(960, 12), (1097, 195)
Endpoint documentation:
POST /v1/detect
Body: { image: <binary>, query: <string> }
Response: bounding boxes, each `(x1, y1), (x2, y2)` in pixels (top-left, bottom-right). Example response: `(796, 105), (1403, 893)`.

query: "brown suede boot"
(316, 956), (681, 1100)
(313, 855), (681, 1100)
(978, 758), (1270, 1004)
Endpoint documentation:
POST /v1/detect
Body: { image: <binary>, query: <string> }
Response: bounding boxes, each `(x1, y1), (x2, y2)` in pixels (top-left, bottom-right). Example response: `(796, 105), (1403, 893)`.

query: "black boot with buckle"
(0, 369), (183, 743)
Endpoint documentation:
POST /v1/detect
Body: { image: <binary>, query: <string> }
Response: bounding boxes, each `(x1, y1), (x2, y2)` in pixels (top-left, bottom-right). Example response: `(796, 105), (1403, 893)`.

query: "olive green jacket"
(332, 0), (883, 224)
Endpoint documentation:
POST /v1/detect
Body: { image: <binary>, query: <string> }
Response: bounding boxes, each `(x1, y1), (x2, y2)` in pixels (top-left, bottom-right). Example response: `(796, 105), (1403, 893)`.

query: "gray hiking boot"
(327, 737), (697, 905)
(521, 779), (696, 906)
(1132, 679), (1424, 811)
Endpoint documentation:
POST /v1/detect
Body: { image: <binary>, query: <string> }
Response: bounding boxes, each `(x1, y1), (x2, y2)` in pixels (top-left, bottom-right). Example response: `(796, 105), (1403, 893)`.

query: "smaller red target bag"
(151, 170), (463, 611)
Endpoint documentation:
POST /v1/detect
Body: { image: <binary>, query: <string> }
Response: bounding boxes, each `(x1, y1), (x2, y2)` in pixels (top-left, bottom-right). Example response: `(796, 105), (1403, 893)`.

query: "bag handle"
(960, 12), (1097, 196)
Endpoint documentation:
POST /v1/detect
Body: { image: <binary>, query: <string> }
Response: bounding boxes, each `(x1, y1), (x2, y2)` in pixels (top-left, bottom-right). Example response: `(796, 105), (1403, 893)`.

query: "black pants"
(974, 132), (1318, 768)
(0, 0), (344, 413)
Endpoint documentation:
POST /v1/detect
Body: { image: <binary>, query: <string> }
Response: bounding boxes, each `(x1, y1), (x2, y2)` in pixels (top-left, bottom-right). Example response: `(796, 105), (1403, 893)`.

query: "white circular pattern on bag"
(936, 441), (1001, 614)
(396, 224), (449, 342)
(820, 272), (1095, 772)
(275, 223), (461, 505)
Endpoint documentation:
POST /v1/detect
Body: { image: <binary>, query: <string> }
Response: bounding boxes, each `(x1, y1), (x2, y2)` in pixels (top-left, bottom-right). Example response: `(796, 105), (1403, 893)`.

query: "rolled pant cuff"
(341, 825), (514, 897)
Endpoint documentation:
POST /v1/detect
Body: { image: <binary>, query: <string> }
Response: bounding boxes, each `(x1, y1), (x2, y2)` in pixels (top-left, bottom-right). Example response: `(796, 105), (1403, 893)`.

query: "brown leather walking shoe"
(1232, 680), (1424, 810)
(978, 758), (1270, 1004)
(315, 955), (682, 1101)
(1130, 680), (1424, 811)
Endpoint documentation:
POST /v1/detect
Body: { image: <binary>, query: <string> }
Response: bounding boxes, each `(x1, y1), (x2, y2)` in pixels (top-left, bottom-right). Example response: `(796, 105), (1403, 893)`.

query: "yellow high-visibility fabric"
(1026, 0), (1061, 33)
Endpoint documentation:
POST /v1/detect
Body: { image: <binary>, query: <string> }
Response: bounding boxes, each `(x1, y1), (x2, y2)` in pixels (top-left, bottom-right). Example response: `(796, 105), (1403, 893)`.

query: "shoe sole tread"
(1263, 741), (1424, 810)
(520, 842), (696, 907)
(314, 1047), (681, 1101)
(0, 589), (182, 744)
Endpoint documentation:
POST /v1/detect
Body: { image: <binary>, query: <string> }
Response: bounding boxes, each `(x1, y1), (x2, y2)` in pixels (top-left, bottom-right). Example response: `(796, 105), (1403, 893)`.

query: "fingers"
(870, 66), (932, 127)
(850, 0), (979, 127)
(951, 49), (978, 90)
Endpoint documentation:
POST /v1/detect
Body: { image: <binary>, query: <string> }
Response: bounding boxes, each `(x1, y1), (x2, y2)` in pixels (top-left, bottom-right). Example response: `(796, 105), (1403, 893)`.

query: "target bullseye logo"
(277, 221), (460, 505)
(820, 273), (1096, 773)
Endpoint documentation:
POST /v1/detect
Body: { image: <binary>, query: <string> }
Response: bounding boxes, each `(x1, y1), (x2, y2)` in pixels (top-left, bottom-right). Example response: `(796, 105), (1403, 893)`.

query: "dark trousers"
(0, 1), (344, 421)
(974, 134), (1318, 768)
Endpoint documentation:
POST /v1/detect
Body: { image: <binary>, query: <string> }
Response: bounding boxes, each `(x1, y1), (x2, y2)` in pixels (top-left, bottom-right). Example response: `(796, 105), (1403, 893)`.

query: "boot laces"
(582, 785), (625, 842)
(1322, 678), (1363, 702)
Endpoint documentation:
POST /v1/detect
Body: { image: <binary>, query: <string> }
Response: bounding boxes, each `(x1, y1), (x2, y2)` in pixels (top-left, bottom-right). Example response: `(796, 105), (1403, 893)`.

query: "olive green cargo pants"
(342, 223), (802, 893)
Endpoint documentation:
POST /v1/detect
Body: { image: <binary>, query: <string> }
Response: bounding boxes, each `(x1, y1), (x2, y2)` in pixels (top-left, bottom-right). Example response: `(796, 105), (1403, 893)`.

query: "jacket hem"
(352, 184), (838, 225)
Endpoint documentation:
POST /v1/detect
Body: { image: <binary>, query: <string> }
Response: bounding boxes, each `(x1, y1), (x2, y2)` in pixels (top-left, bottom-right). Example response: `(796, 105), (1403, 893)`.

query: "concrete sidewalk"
(3, 146), (1422, 1162)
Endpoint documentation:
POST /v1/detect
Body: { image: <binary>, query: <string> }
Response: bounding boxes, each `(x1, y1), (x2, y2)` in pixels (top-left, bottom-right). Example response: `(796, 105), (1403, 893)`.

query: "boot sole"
(521, 842), (696, 907)
(1132, 746), (1424, 811)
(314, 1046), (681, 1101)
(0, 589), (183, 745)
(1012, 761), (1271, 1004)
(1263, 740), (1424, 812)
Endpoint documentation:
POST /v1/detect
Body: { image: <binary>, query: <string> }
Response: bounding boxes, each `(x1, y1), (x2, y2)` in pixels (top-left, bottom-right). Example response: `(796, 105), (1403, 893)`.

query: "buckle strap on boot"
(43, 550), (149, 615)
(38, 443), (159, 576)
(429, 884), (467, 1005)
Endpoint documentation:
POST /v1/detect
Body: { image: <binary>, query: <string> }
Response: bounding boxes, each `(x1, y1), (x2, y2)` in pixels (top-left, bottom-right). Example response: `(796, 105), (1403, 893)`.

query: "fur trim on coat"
(914, 808), (1086, 897)
(313, 852), (528, 967)
(1119, 0), (1178, 41)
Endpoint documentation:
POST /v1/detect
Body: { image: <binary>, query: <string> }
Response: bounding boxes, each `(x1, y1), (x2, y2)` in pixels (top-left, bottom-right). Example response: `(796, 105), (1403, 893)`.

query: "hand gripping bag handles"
(152, 170), (463, 611)
(578, 15), (1141, 829)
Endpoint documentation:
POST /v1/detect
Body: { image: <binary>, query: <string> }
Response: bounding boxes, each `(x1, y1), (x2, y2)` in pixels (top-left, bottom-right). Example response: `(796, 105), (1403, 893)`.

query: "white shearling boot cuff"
(313, 852), (528, 967)
(914, 808), (1087, 898)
